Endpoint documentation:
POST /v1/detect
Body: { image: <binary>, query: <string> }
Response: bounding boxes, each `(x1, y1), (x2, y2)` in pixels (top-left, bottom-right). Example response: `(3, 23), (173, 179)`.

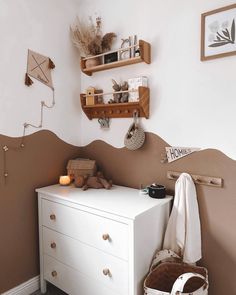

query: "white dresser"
(37, 184), (172, 295)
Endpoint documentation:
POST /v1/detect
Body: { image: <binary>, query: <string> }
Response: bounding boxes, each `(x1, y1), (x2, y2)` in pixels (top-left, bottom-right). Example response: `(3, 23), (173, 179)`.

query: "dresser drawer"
(41, 199), (128, 260)
(44, 254), (124, 295)
(43, 227), (128, 294)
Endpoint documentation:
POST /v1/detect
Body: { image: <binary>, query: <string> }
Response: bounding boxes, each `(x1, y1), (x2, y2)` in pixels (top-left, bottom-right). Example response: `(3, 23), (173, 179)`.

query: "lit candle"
(59, 176), (71, 186)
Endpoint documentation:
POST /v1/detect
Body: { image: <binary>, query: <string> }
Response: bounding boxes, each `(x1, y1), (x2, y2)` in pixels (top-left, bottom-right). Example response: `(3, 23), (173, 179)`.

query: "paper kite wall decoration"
(25, 49), (55, 89)
(1, 50), (56, 185)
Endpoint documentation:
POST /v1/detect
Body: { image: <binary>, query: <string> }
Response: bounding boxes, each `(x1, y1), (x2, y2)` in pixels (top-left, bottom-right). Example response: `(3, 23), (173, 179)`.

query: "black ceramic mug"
(148, 184), (166, 199)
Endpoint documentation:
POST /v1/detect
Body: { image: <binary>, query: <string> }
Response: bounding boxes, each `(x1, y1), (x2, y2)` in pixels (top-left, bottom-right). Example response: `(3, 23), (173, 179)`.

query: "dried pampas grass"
(70, 16), (99, 56)
(102, 33), (117, 52)
(70, 16), (116, 56)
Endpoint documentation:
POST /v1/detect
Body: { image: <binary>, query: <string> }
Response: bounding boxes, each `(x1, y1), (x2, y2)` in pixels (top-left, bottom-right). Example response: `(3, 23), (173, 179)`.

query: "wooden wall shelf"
(81, 40), (151, 76)
(80, 87), (149, 120)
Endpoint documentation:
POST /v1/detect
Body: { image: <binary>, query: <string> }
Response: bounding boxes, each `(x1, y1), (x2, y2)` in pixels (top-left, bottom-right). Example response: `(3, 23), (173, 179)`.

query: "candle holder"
(59, 176), (71, 186)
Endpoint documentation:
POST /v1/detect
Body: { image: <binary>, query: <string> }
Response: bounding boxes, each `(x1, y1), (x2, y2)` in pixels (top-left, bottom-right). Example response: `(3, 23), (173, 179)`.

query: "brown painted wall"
(79, 133), (236, 295)
(1, 131), (235, 294)
(0, 131), (80, 293)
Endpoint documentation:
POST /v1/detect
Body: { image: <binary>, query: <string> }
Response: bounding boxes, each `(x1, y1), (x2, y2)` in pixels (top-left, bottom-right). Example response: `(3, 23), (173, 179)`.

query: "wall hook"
(160, 153), (168, 164)
(98, 117), (110, 129)
(133, 109), (139, 117)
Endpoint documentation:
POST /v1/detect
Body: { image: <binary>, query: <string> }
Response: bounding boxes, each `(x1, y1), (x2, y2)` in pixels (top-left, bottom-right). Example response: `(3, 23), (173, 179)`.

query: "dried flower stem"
(70, 16), (116, 56)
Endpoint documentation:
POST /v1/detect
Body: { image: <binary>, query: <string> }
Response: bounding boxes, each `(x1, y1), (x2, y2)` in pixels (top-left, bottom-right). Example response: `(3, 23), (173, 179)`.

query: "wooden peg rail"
(167, 171), (223, 188)
(80, 86), (149, 120)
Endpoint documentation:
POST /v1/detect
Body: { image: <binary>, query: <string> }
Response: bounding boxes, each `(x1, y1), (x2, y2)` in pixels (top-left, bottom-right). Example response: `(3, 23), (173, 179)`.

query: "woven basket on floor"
(144, 250), (208, 295)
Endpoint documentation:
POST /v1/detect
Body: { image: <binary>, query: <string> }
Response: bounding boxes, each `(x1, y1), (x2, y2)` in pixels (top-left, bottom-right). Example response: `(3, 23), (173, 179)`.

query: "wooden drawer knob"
(50, 242), (56, 249)
(103, 268), (111, 277)
(102, 234), (110, 241)
(50, 214), (56, 220)
(51, 270), (57, 277)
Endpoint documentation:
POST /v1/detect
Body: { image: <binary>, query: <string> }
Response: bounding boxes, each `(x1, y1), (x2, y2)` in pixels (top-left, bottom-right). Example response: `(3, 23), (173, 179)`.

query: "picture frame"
(119, 38), (131, 60)
(104, 52), (118, 64)
(201, 4), (236, 61)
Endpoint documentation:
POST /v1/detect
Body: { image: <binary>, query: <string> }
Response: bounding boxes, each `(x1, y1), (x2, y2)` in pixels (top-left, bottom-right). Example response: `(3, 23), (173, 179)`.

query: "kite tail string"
(43, 88), (55, 108)
(3, 146), (8, 185)
(2, 88), (55, 184)
(23, 88), (55, 130)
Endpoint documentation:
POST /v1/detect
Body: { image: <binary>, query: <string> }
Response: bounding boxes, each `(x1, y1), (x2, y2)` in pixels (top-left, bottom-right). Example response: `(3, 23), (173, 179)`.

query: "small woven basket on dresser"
(144, 250), (209, 295)
(67, 159), (97, 180)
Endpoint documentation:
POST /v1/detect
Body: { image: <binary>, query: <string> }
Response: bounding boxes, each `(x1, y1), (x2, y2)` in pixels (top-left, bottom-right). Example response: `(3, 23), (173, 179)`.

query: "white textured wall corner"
(78, 0), (236, 159)
(0, 0), (82, 146)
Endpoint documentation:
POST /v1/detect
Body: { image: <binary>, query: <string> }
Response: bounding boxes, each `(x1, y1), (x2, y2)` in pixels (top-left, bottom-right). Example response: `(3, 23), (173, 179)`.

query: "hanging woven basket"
(124, 111), (145, 150)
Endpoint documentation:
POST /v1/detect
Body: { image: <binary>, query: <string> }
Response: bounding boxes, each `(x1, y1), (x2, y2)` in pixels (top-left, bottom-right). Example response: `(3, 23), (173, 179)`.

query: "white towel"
(163, 173), (202, 263)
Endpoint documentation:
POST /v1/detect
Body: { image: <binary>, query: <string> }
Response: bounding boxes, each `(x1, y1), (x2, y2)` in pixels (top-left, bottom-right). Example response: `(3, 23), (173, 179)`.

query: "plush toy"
(109, 79), (129, 104)
(74, 175), (85, 188)
(120, 81), (129, 103)
(111, 79), (121, 103)
(74, 171), (112, 190)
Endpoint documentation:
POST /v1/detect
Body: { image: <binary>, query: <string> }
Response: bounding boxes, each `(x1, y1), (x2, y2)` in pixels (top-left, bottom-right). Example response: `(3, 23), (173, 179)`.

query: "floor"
(32, 283), (67, 295)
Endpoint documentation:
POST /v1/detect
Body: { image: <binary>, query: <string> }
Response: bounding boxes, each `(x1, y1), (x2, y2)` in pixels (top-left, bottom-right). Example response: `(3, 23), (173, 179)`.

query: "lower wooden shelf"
(80, 87), (149, 120)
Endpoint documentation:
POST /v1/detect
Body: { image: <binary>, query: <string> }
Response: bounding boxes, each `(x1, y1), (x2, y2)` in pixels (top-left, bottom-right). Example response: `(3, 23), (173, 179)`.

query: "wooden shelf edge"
(81, 40), (151, 76)
(82, 57), (142, 76)
(83, 101), (140, 109)
(80, 87), (149, 120)
(140, 40), (151, 64)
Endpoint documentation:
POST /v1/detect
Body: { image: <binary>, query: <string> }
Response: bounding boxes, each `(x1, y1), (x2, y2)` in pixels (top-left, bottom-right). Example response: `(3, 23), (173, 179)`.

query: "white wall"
(78, 0), (236, 159)
(0, 0), (81, 145)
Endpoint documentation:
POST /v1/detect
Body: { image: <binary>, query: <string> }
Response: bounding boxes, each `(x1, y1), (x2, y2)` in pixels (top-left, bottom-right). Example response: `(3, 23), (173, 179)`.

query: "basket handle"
(170, 272), (208, 295)
(133, 110), (139, 127)
(150, 249), (180, 271)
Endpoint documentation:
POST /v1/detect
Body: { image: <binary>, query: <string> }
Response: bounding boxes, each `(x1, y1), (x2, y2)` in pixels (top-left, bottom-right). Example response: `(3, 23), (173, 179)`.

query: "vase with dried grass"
(70, 16), (116, 69)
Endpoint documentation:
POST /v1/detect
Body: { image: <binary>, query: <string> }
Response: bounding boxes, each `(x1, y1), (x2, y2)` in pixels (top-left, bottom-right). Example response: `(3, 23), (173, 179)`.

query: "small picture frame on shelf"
(119, 38), (131, 60)
(201, 3), (236, 61)
(104, 52), (118, 64)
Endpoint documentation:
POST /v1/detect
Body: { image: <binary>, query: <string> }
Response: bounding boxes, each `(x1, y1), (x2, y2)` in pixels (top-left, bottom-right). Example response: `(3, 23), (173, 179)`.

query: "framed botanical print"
(201, 4), (236, 61)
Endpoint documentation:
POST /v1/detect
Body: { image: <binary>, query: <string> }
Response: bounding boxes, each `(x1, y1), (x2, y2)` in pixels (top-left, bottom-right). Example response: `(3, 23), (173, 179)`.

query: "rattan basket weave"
(124, 112), (145, 150)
